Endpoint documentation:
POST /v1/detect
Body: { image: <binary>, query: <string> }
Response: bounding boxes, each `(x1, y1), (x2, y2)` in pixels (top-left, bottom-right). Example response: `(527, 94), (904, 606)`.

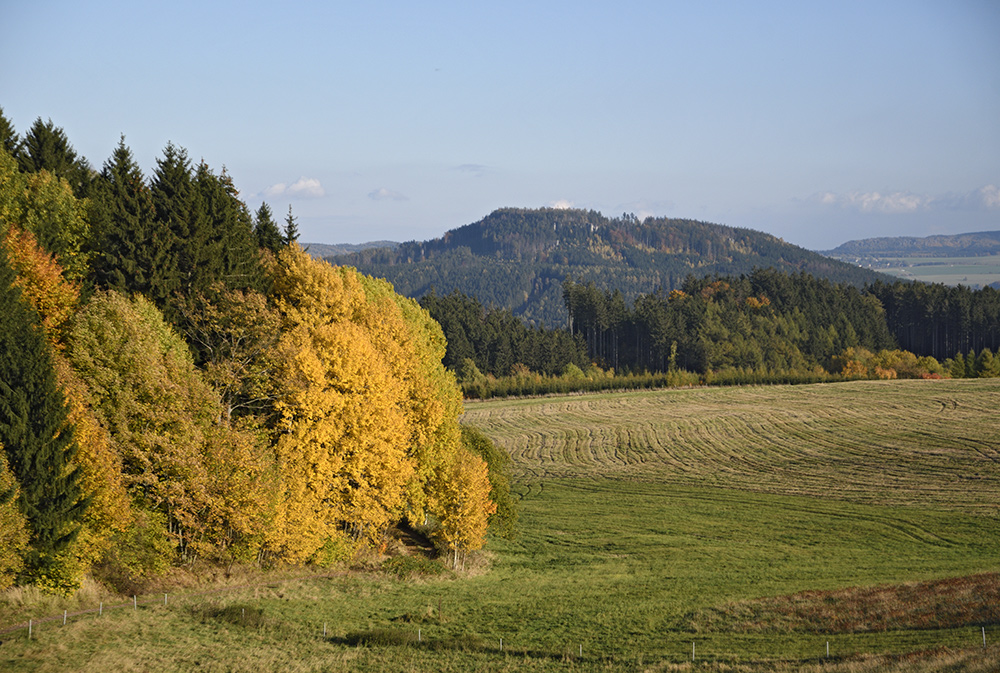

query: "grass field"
(861, 255), (1000, 287)
(2, 379), (999, 671)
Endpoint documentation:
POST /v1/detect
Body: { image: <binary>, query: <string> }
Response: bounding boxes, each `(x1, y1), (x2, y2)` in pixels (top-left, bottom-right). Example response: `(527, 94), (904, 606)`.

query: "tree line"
(0, 110), (512, 594)
(420, 268), (1000, 399)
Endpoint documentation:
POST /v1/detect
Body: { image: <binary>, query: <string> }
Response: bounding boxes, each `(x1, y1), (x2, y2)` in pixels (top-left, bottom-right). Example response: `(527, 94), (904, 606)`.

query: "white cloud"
(263, 182), (287, 197)
(550, 199), (574, 210)
(829, 191), (926, 213)
(368, 187), (408, 202)
(935, 184), (1000, 211)
(813, 186), (1000, 214)
(263, 176), (325, 198)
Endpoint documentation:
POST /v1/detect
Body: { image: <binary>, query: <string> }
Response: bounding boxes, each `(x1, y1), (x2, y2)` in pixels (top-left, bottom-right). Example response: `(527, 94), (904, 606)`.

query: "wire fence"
(2, 583), (996, 667)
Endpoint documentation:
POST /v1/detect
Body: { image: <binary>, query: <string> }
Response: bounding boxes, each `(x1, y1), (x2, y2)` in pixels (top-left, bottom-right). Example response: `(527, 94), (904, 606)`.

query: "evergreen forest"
(333, 207), (889, 327)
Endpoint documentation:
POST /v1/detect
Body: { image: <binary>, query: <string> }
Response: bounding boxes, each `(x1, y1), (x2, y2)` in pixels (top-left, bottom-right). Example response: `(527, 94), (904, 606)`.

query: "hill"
(822, 231), (1000, 289)
(301, 240), (398, 259)
(824, 230), (1000, 258)
(330, 208), (887, 327)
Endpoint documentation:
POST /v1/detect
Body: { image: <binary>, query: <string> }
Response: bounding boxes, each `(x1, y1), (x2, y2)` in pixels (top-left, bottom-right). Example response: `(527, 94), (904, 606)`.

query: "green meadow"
(876, 254), (1000, 287)
(3, 379), (999, 671)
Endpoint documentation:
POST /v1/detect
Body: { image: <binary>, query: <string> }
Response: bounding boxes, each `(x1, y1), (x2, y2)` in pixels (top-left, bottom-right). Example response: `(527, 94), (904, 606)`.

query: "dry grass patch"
(689, 573), (1000, 634)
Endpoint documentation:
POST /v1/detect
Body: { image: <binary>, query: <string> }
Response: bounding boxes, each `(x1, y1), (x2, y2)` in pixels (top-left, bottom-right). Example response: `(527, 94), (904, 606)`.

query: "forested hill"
(330, 207), (887, 327)
(824, 231), (1000, 258)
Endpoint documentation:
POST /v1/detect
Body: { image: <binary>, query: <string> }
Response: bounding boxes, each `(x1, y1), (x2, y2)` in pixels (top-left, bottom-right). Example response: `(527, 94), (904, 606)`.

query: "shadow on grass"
(331, 629), (588, 661)
(191, 603), (272, 629)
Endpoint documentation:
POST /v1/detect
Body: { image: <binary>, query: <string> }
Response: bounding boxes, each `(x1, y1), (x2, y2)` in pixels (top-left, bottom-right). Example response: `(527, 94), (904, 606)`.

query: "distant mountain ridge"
(328, 207), (888, 327)
(823, 231), (1000, 258)
(302, 240), (398, 259)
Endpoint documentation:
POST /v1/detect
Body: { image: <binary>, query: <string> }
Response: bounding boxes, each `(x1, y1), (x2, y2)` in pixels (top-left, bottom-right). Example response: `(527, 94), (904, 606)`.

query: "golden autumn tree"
(435, 447), (496, 569)
(267, 246), (414, 562)
(357, 275), (465, 528)
(265, 247), (499, 565)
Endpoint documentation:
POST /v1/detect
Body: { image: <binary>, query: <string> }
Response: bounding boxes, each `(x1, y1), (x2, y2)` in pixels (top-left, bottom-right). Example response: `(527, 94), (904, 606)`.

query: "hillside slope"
(824, 230), (1000, 258)
(331, 208), (886, 326)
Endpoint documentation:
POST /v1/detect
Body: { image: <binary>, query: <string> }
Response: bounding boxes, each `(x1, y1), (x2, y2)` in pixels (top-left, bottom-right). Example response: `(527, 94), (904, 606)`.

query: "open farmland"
(463, 379), (1000, 513)
(3, 379), (999, 671)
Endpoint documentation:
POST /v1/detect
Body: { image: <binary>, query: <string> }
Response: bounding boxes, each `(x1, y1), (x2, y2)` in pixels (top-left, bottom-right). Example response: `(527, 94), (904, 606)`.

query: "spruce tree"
(0, 107), (19, 157)
(254, 202), (283, 254)
(0, 241), (87, 574)
(215, 169), (264, 290)
(90, 137), (177, 302)
(282, 205), (300, 246)
(17, 118), (93, 198)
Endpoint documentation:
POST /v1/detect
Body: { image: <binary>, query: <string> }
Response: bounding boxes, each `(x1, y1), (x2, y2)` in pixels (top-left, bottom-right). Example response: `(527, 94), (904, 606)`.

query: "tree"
(0, 450), (29, 590)
(254, 202), (283, 254)
(150, 143), (197, 304)
(282, 205), (299, 245)
(435, 447), (495, 569)
(21, 170), (91, 282)
(213, 168), (264, 291)
(176, 284), (282, 422)
(0, 242), (88, 583)
(89, 137), (176, 304)
(266, 247), (414, 561)
(3, 226), (80, 343)
(68, 291), (216, 557)
(0, 107), (19, 157)
(16, 118), (93, 198)
(461, 425), (517, 539)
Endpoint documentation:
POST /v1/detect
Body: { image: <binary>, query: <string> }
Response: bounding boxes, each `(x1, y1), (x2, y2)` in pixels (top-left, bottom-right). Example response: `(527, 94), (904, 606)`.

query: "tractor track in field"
(464, 379), (1000, 513)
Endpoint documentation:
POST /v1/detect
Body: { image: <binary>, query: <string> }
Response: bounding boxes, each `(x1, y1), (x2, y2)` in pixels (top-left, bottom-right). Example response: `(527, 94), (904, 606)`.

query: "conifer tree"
(0, 242), (87, 576)
(254, 202), (283, 253)
(282, 205), (300, 246)
(150, 143), (196, 304)
(0, 107), (19, 157)
(214, 169), (263, 290)
(90, 137), (177, 302)
(17, 118), (93, 198)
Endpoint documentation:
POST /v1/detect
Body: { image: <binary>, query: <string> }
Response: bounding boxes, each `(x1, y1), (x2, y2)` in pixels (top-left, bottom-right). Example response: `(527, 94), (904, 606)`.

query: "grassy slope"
(2, 379), (999, 671)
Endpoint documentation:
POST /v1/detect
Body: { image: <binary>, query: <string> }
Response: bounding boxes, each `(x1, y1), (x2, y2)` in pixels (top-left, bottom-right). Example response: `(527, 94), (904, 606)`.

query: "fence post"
(63, 610), (67, 626)
(134, 595), (137, 611)
(28, 619), (32, 640)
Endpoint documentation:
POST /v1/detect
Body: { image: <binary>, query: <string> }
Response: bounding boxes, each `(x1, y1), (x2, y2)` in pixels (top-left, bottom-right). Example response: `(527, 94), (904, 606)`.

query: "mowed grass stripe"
(464, 379), (1000, 512)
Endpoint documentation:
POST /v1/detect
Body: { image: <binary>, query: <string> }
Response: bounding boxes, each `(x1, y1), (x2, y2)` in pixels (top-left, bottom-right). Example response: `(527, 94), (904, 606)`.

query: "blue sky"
(2, 1), (998, 249)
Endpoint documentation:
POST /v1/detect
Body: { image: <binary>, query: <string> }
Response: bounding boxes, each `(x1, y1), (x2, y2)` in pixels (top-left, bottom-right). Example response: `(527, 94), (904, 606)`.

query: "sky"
(2, 1), (998, 250)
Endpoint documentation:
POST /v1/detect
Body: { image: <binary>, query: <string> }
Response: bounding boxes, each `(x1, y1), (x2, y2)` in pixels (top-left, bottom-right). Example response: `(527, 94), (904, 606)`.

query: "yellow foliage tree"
(435, 447), (496, 570)
(267, 248), (414, 561)
(0, 449), (29, 590)
(266, 246), (497, 565)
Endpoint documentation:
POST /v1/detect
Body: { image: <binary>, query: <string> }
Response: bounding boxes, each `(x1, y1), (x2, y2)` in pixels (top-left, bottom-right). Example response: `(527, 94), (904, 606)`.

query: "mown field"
(2, 379), (999, 671)
(867, 254), (1000, 287)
